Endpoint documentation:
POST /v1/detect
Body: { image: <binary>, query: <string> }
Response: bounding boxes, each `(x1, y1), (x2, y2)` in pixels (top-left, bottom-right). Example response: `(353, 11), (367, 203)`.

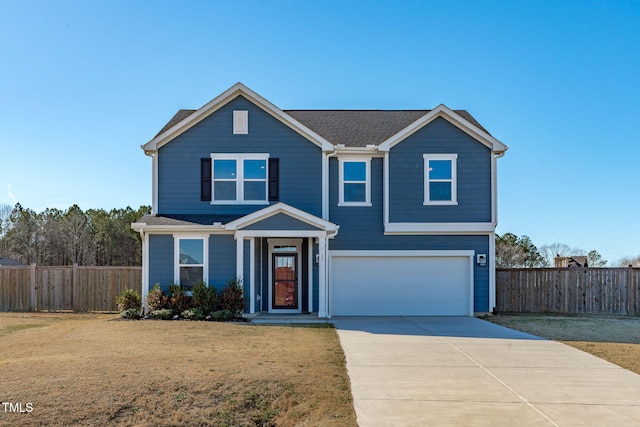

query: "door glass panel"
(273, 254), (297, 309)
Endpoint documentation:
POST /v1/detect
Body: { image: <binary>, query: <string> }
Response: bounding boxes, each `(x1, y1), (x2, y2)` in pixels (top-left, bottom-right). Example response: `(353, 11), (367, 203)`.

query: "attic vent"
(233, 110), (248, 134)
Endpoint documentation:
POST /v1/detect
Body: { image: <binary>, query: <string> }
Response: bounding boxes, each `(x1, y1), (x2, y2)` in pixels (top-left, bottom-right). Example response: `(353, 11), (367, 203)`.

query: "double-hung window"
(175, 237), (208, 291)
(211, 154), (269, 204)
(339, 158), (371, 206)
(424, 154), (457, 205)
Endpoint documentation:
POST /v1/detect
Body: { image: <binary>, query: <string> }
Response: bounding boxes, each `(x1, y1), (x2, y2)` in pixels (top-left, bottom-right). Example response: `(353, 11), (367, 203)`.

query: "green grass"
(0, 323), (47, 336)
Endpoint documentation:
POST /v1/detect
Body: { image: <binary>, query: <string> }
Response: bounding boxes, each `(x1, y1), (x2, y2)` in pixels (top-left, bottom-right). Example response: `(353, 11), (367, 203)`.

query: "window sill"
(338, 202), (372, 207)
(211, 201), (270, 205)
(423, 201), (458, 206)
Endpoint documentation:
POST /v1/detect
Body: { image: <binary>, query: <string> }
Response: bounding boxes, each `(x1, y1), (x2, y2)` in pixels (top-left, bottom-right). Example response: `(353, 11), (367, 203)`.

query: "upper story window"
(424, 154), (457, 205)
(211, 153), (269, 204)
(339, 158), (371, 206)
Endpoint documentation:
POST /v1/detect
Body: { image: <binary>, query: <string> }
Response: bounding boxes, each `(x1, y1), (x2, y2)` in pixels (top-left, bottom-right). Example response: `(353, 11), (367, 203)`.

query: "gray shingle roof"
(136, 214), (244, 226)
(285, 110), (428, 147)
(154, 107), (489, 147)
(0, 257), (25, 266)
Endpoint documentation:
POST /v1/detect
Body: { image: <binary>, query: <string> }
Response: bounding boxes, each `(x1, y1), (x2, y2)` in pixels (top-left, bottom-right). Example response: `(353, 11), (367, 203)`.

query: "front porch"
(225, 203), (339, 318)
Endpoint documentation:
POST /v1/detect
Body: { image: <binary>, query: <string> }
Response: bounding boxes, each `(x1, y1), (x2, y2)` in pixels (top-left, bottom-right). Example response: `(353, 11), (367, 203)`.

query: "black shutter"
(201, 158), (212, 201)
(268, 158), (279, 201)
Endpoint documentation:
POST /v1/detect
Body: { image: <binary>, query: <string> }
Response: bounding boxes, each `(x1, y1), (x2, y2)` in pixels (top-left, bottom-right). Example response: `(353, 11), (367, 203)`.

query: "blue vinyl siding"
(329, 156), (385, 242)
(209, 234), (236, 289)
(389, 117), (492, 223)
(329, 156), (490, 312)
(157, 96), (322, 216)
(149, 234), (174, 291)
(243, 213), (322, 231)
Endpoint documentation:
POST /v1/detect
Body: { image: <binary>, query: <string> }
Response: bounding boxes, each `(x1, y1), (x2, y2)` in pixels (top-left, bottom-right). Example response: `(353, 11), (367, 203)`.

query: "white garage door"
(330, 251), (473, 316)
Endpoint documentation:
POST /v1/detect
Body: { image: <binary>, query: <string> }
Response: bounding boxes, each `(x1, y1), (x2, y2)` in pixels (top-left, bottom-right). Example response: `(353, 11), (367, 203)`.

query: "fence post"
(29, 263), (37, 311)
(72, 263), (78, 311)
(629, 264), (636, 316)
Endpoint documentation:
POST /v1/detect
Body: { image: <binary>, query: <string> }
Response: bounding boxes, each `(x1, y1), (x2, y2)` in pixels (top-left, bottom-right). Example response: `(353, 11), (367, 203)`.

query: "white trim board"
(225, 202), (338, 232)
(378, 104), (508, 153)
(143, 82), (334, 152)
(384, 223), (495, 234)
(268, 238), (303, 314)
(328, 250), (475, 316)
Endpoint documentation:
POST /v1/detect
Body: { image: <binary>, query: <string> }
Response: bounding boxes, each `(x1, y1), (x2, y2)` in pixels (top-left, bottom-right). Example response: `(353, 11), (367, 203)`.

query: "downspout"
(143, 149), (158, 215)
(490, 147), (508, 313)
(322, 147), (339, 220)
(322, 147), (339, 317)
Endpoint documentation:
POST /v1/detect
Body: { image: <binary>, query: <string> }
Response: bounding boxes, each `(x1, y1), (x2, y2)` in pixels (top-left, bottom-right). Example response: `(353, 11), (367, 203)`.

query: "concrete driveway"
(332, 316), (640, 426)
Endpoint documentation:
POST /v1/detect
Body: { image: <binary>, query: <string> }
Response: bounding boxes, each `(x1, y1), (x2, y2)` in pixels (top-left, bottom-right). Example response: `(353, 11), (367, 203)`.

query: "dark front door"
(272, 254), (298, 309)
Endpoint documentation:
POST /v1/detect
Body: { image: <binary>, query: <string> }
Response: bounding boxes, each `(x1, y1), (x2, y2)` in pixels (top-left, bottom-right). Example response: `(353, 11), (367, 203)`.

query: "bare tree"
(617, 255), (640, 267)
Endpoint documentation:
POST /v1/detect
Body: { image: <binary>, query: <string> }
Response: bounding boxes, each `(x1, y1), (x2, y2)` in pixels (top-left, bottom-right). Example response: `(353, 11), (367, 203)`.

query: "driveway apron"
(332, 316), (640, 427)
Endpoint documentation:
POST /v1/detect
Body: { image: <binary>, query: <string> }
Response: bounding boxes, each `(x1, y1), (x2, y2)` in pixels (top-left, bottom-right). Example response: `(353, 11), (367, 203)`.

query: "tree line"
(2, 203), (638, 269)
(0, 203), (150, 266)
(496, 232), (640, 268)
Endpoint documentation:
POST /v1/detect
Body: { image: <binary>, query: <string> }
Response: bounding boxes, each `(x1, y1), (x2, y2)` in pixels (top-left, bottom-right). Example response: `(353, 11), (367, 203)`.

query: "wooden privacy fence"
(0, 264), (142, 312)
(497, 267), (640, 315)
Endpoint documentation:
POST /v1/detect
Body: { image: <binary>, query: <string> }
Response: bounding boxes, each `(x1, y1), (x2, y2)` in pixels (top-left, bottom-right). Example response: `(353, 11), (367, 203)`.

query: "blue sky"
(1, 0), (639, 264)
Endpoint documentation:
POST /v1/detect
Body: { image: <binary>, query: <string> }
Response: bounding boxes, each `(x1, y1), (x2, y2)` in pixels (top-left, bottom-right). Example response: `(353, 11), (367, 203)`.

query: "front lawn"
(485, 314), (640, 375)
(0, 313), (357, 426)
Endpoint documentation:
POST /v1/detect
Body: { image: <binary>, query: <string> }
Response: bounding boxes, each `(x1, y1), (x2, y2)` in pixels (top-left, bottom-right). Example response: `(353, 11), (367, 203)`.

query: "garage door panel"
(331, 255), (471, 316)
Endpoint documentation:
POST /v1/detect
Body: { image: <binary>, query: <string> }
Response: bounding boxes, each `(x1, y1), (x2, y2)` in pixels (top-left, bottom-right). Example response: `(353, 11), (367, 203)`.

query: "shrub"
(147, 284), (169, 311)
(182, 306), (207, 321)
(167, 283), (194, 315)
(219, 279), (245, 317)
(191, 281), (217, 313)
(148, 309), (173, 320)
(116, 288), (142, 312)
(120, 308), (142, 320)
(211, 309), (234, 321)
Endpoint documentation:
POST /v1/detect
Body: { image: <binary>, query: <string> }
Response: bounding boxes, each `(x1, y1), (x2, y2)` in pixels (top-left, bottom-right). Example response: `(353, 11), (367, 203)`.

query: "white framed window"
(174, 236), (208, 291)
(339, 158), (371, 206)
(233, 110), (248, 134)
(424, 154), (458, 205)
(211, 153), (269, 204)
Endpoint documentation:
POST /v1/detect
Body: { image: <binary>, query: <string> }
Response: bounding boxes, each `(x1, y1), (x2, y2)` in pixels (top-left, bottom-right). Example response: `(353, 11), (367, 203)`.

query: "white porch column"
(249, 237), (255, 314)
(236, 236), (244, 286)
(317, 237), (328, 318)
(140, 230), (150, 312)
